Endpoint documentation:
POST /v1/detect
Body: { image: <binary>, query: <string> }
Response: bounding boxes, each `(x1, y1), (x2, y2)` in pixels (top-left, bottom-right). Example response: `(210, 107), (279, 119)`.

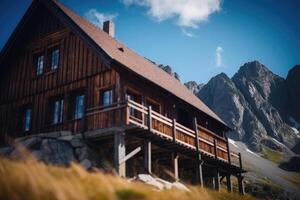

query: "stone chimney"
(103, 20), (115, 38)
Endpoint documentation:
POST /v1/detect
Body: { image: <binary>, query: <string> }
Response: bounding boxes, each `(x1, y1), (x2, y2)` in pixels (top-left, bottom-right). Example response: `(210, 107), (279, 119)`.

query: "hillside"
(0, 156), (256, 200)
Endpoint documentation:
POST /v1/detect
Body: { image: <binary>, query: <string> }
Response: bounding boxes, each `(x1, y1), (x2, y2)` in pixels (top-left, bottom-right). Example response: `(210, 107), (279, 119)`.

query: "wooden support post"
(226, 174), (232, 192)
(226, 137), (231, 164)
(193, 117), (203, 187)
(144, 140), (152, 174)
(214, 169), (220, 191)
(237, 174), (245, 195)
(213, 139), (218, 159)
(172, 152), (179, 181)
(148, 106), (152, 131)
(196, 153), (204, 187)
(239, 153), (243, 169)
(114, 132), (126, 177)
(172, 119), (177, 143)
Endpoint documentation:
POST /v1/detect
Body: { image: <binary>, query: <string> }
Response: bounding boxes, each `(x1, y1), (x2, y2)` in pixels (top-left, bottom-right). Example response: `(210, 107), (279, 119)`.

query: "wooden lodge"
(0, 0), (245, 193)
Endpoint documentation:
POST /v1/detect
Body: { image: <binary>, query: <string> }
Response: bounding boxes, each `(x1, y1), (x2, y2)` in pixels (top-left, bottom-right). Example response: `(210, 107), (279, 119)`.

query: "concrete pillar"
(213, 169), (220, 191)
(114, 132), (126, 177)
(238, 174), (245, 195)
(144, 140), (151, 173)
(226, 174), (232, 192)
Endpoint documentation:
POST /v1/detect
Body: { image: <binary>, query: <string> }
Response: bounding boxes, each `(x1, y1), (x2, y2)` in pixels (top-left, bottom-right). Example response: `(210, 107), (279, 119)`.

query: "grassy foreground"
(0, 156), (257, 200)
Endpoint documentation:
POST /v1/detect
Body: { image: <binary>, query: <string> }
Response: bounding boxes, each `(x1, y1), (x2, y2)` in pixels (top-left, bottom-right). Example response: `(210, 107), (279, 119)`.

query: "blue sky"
(0, 0), (299, 83)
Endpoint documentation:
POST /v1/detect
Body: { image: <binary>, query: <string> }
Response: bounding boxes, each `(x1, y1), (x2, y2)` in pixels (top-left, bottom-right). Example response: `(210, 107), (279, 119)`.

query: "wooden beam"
(119, 146), (141, 164)
(144, 140), (151, 173)
(114, 132), (126, 177)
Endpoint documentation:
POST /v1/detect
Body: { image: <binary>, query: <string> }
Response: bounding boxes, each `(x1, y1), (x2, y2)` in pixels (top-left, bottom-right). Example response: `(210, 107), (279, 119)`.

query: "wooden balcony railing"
(86, 100), (242, 168)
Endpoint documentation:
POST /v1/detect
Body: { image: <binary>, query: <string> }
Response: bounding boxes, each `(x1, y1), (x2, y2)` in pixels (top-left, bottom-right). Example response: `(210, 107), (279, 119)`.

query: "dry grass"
(0, 156), (258, 200)
(261, 147), (283, 164)
(285, 172), (300, 188)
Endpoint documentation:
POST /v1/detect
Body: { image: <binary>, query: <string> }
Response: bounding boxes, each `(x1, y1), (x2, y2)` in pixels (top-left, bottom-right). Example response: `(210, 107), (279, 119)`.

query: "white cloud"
(84, 9), (118, 27)
(121, 0), (221, 28)
(215, 46), (223, 67)
(181, 29), (195, 38)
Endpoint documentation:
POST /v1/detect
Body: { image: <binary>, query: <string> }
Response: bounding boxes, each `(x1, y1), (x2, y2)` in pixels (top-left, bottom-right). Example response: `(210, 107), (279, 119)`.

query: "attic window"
(118, 47), (124, 52)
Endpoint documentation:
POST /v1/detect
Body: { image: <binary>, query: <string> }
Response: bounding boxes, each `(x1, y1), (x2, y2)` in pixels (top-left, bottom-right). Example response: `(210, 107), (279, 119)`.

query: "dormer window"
(51, 48), (60, 70)
(36, 55), (44, 75)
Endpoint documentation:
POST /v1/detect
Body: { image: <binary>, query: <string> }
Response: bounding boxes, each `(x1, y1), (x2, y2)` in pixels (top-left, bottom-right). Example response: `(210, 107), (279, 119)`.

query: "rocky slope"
(187, 61), (300, 152)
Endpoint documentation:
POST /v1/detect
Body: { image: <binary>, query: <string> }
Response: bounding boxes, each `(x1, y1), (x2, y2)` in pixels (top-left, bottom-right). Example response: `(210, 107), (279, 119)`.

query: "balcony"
(86, 99), (242, 168)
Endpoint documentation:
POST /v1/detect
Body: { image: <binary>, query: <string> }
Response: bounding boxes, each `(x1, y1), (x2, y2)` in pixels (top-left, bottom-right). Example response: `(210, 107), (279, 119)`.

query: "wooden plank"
(119, 146), (141, 164)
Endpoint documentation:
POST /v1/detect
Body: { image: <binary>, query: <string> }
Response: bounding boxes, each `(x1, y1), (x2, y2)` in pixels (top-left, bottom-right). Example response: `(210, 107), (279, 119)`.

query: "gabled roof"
(1, 0), (227, 127)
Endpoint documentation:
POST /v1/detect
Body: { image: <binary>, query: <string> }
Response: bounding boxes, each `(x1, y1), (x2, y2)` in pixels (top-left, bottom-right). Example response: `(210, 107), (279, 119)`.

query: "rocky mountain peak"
(235, 61), (271, 79)
(194, 61), (299, 151)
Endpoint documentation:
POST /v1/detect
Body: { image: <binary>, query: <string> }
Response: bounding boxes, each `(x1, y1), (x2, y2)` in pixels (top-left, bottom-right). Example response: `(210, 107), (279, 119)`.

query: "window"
(51, 49), (60, 70)
(101, 89), (113, 106)
(74, 94), (85, 119)
(51, 98), (64, 124)
(36, 55), (44, 75)
(21, 107), (32, 132)
(146, 98), (160, 113)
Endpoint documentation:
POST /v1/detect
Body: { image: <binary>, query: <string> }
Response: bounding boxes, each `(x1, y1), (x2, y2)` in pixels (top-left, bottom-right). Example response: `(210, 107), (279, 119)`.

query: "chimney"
(103, 20), (115, 38)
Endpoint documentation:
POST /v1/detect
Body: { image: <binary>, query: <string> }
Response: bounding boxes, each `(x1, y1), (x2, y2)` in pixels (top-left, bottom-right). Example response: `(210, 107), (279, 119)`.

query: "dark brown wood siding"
(0, 4), (118, 143)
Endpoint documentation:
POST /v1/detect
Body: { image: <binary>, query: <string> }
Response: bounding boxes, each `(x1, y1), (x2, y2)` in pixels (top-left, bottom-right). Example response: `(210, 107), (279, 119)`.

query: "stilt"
(237, 174), (245, 195)
(114, 131), (126, 177)
(226, 174), (232, 192)
(172, 152), (179, 181)
(213, 169), (220, 191)
(144, 140), (151, 173)
(196, 153), (204, 187)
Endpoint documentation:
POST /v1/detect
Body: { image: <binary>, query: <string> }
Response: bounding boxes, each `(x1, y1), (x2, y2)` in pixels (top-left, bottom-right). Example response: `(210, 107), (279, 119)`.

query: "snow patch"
(291, 127), (299, 135)
(289, 116), (300, 129)
(228, 138), (238, 148)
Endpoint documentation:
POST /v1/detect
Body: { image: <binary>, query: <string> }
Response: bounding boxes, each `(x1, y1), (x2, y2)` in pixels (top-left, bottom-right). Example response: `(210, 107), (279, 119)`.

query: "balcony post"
(147, 106), (152, 131)
(172, 119), (176, 143)
(125, 98), (130, 125)
(226, 137), (231, 164)
(239, 152), (243, 169)
(193, 117), (203, 187)
(213, 139), (218, 159)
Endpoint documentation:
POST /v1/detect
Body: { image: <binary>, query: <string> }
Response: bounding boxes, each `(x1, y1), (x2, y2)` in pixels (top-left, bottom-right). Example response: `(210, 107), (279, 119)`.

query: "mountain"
(188, 61), (299, 152)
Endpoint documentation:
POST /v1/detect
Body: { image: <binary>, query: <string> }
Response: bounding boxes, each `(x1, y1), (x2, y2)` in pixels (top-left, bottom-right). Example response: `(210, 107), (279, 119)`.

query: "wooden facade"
(0, 0), (245, 193)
